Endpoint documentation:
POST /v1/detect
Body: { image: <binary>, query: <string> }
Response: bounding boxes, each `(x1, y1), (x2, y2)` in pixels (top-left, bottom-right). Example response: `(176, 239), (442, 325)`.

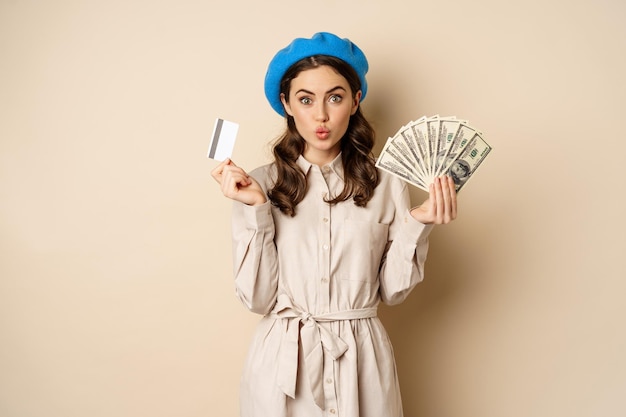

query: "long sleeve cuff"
(241, 200), (274, 230)
(402, 208), (434, 243)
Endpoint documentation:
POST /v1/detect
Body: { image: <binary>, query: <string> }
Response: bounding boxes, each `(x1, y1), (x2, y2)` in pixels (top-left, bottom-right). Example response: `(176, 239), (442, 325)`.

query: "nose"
(314, 102), (329, 122)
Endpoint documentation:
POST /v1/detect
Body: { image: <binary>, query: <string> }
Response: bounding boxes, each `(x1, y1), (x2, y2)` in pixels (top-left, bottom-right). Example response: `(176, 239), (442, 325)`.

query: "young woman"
(211, 32), (457, 417)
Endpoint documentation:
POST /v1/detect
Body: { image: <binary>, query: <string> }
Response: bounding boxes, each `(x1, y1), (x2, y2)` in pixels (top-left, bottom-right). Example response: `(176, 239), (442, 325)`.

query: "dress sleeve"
(378, 181), (434, 305)
(231, 200), (279, 315)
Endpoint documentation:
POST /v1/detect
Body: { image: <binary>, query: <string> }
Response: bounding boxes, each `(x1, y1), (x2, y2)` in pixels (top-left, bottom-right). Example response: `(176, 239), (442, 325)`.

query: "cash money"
(376, 115), (492, 192)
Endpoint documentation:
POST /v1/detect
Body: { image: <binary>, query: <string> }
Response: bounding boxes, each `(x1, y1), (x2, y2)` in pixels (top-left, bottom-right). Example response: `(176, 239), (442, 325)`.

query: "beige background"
(1, 0), (625, 416)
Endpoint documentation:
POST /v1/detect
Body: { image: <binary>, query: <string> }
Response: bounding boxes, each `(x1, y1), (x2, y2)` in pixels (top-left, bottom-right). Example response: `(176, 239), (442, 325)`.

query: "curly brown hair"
(267, 55), (380, 217)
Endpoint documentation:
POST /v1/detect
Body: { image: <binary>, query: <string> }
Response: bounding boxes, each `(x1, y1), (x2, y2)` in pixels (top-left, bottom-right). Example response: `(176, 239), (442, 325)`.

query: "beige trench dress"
(232, 155), (432, 417)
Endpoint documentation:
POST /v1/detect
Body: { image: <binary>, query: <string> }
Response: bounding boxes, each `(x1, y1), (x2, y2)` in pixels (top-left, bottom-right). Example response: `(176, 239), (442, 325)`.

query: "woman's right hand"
(211, 159), (268, 206)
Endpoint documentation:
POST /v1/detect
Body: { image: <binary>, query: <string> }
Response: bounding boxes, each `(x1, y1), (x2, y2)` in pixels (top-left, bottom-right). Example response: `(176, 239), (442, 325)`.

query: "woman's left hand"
(410, 176), (458, 225)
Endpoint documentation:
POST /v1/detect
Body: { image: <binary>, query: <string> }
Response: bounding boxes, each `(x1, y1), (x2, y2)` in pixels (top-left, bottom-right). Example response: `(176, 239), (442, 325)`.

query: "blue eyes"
(298, 95), (343, 105)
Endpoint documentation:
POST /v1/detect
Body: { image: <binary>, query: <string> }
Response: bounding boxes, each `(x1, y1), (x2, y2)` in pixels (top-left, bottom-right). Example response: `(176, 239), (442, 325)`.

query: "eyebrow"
(294, 86), (347, 95)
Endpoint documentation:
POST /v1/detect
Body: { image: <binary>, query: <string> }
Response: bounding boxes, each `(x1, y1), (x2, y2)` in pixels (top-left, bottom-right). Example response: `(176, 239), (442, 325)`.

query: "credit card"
(207, 118), (238, 160)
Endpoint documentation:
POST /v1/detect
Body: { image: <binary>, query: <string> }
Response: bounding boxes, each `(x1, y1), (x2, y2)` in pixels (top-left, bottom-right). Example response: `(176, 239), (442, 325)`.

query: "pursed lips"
(315, 126), (330, 139)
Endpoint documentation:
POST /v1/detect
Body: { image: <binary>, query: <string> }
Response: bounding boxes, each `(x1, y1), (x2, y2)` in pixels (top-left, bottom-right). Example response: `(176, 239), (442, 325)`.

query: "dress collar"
(296, 153), (345, 181)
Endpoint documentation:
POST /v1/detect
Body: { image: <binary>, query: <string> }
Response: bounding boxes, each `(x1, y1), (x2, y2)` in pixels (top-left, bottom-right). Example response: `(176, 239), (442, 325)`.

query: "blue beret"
(264, 32), (369, 116)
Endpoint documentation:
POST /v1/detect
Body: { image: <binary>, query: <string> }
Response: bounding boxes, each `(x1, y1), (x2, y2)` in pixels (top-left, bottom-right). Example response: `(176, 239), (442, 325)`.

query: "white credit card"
(207, 118), (238, 160)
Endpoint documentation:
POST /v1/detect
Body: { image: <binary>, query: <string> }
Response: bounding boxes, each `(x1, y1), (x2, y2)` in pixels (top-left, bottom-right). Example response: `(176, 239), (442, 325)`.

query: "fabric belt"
(268, 294), (378, 410)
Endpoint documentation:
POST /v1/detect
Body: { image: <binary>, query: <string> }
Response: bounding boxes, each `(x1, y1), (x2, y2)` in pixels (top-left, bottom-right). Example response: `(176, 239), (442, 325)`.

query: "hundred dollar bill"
(435, 121), (479, 178)
(391, 121), (429, 181)
(425, 115), (441, 179)
(433, 116), (462, 177)
(376, 140), (427, 190)
(445, 132), (492, 191)
(409, 118), (432, 183)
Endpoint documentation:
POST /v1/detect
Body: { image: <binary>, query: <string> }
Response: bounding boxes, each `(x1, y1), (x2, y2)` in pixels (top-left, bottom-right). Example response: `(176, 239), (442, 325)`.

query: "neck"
(302, 148), (340, 167)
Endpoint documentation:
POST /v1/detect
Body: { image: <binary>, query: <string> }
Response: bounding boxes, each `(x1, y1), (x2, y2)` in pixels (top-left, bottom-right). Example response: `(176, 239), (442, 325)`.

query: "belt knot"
(268, 294), (378, 410)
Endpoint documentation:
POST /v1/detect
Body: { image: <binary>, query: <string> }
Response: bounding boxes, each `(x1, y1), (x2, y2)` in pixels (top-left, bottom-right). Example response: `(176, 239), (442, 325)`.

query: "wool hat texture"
(264, 32), (369, 116)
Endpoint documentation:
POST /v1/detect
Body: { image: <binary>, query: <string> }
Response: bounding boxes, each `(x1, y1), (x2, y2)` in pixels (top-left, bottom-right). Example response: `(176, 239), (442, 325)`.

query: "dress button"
(326, 378), (333, 384)
(322, 244), (329, 250)
(329, 409), (336, 414)
(321, 277), (329, 283)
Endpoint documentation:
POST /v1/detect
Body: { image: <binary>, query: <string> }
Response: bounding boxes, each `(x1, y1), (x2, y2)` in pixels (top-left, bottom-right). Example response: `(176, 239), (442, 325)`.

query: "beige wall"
(1, 0), (624, 416)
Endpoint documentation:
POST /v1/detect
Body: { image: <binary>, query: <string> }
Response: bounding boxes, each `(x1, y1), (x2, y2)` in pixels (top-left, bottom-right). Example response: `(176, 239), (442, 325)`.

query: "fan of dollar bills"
(375, 115), (492, 192)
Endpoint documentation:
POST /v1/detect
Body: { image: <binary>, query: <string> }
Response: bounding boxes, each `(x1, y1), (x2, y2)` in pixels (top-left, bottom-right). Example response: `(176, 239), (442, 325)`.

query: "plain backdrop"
(1, 1), (625, 416)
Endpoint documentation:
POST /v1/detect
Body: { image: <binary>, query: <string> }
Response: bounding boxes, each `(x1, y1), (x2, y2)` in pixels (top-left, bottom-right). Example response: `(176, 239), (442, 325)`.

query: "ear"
(351, 90), (362, 115)
(280, 93), (293, 117)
